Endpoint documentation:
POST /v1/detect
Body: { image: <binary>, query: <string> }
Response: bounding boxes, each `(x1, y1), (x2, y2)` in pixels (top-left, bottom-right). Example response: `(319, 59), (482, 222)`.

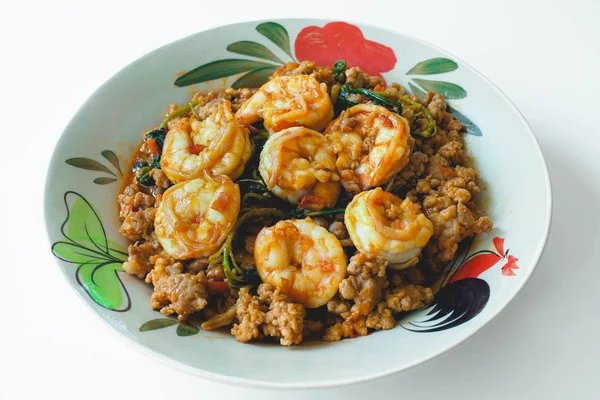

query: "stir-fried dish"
(117, 60), (492, 345)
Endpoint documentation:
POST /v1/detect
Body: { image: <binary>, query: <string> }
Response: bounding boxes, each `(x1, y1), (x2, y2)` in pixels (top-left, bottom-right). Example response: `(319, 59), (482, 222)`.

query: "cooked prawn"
(254, 218), (347, 308)
(235, 74), (333, 133)
(155, 174), (240, 260)
(345, 188), (433, 269)
(324, 104), (414, 194)
(160, 100), (251, 183)
(259, 127), (341, 210)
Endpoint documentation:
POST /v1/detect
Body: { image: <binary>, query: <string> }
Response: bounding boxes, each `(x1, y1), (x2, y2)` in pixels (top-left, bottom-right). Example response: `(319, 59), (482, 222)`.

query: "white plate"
(44, 19), (551, 388)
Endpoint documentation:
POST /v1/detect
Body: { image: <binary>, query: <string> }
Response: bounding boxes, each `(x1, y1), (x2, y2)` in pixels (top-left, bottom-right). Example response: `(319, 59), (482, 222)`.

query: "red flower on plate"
(501, 255), (519, 276)
(448, 236), (519, 284)
(295, 22), (397, 77)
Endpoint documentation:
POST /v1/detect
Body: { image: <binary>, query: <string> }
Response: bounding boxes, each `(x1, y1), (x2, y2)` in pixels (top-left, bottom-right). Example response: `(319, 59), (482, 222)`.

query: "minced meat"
(145, 256), (209, 321)
(116, 61), (494, 346)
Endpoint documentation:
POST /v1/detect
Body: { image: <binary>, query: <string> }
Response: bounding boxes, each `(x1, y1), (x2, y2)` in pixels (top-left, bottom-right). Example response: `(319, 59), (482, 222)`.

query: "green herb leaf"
(231, 66), (278, 89)
(140, 318), (178, 332)
(408, 82), (427, 101)
(407, 58), (458, 75)
(132, 161), (149, 172)
(256, 22), (294, 61)
(176, 323), (200, 337)
(227, 41), (284, 64)
(145, 129), (166, 150)
(237, 179), (270, 196)
(100, 150), (122, 176)
(412, 79), (467, 99)
(65, 158), (115, 177)
(93, 177), (117, 185)
(160, 101), (199, 129)
(448, 106), (482, 136)
(175, 59), (274, 87)
(135, 166), (154, 186)
(350, 87), (403, 111)
(333, 60), (347, 83)
(287, 207), (346, 219)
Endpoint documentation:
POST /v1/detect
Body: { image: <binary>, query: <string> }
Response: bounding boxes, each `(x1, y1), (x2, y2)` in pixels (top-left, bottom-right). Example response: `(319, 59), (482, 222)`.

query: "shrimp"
(345, 188), (434, 269)
(254, 218), (347, 308)
(324, 104), (414, 194)
(155, 174), (240, 260)
(259, 127), (341, 210)
(160, 100), (251, 183)
(235, 74), (334, 133)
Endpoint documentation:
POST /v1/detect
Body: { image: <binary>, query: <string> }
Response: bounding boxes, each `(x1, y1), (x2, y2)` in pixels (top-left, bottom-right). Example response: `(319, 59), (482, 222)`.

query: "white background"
(2, 0), (600, 398)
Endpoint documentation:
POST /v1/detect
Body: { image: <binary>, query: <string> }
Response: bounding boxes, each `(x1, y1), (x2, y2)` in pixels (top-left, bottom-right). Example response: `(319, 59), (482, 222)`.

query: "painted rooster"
(403, 237), (518, 332)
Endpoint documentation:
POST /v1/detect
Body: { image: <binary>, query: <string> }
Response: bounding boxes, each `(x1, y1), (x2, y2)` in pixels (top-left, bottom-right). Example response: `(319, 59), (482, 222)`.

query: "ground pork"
(116, 65), (495, 346)
(274, 60), (317, 77)
(323, 253), (389, 341)
(425, 203), (492, 266)
(346, 253), (388, 278)
(262, 289), (305, 346)
(322, 314), (368, 341)
(216, 287), (239, 314)
(390, 151), (429, 191)
(117, 183), (155, 220)
(365, 301), (396, 330)
(122, 233), (162, 278)
(234, 249), (255, 270)
(231, 287), (265, 342)
(149, 168), (171, 190)
(188, 87), (257, 118)
(394, 93), (494, 268)
(244, 235), (256, 254)
(145, 256), (208, 321)
(119, 207), (156, 241)
(385, 284), (434, 312)
(311, 67), (335, 87)
(303, 320), (325, 337)
(310, 216), (329, 228)
(344, 66), (384, 89)
(328, 221), (348, 240)
(186, 258), (209, 274)
(206, 264), (224, 281)
(231, 283), (305, 345)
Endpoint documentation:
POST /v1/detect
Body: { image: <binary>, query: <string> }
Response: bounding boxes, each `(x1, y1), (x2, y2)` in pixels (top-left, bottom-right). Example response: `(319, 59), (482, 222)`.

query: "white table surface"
(3, 0), (600, 398)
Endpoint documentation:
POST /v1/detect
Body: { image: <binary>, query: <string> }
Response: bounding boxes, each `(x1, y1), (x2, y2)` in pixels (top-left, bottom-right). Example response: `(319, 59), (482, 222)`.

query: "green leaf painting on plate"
(407, 58), (458, 75)
(174, 22), (296, 88)
(227, 41), (284, 64)
(66, 150), (123, 185)
(172, 22), (482, 137)
(176, 323), (200, 337)
(51, 191), (130, 311)
(175, 59), (276, 87)
(101, 150), (123, 175)
(65, 158), (115, 176)
(406, 57), (481, 135)
(409, 82), (427, 101)
(448, 106), (483, 136)
(231, 66), (278, 89)
(255, 22), (295, 61)
(140, 318), (178, 331)
(93, 177), (117, 185)
(139, 318), (201, 337)
(412, 79), (467, 100)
